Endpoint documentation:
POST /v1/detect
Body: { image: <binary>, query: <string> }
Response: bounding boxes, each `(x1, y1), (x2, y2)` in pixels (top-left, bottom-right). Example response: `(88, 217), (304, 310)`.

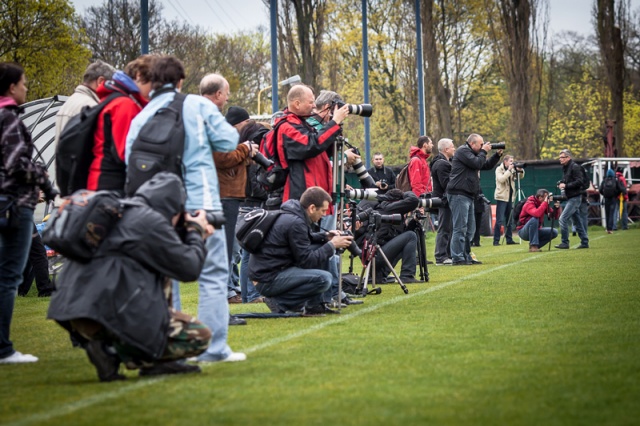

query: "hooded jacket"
(248, 199), (335, 284)
(47, 173), (206, 358)
(429, 152), (452, 199)
(87, 77), (147, 192)
(516, 194), (560, 230)
(408, 146), (431, 196)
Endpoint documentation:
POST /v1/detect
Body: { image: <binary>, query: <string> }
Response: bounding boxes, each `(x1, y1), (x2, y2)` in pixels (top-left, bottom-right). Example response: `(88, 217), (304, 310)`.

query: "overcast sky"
(70, 0), (640, 37)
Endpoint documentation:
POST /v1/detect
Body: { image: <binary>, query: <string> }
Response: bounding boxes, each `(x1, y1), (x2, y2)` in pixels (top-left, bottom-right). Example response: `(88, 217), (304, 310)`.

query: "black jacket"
(248, 199), (334, 284)
(562, 159), (586, 199)
(447, 143), (501, 199)
(367, 165), (396, 192)
(429, 153), (452, 199)
(355, 191), (419, 247)
(47, 173), (206, 359)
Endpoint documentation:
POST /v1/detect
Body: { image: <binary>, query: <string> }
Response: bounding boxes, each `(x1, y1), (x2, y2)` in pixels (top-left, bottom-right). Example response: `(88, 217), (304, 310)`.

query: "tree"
(595, 0), (628, 157)
(0, 0), (91, 100)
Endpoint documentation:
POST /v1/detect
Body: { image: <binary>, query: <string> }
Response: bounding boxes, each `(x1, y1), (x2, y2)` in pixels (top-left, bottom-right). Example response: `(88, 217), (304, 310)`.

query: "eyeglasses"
(559, 156), (568, 159)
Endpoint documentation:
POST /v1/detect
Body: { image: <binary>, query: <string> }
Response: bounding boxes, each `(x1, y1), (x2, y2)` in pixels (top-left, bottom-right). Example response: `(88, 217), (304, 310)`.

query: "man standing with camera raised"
(555, 149), (589, 249)
(493, 155), (525, 246)
(446, 134), (502, 266)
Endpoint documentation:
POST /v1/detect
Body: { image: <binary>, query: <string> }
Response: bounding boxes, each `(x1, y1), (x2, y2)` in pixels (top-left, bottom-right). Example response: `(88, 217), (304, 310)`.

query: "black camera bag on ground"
(513, 199), (527, 227)
(125, 92), (187, 196)
(235, 208), (281, 254)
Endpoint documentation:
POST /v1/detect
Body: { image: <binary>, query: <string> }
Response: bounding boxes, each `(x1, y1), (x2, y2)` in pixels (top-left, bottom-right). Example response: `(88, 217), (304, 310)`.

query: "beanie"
(225, 106), (250, 126)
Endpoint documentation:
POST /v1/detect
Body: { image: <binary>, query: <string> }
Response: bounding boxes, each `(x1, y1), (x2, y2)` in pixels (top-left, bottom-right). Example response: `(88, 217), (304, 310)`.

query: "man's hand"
(185, 210), (214, 239)
(328, 230), (353, 249)
(344, 148), (360, 166)
(558, 183), (566, 190)
(332, 104), (350, 124)
(482, 142), (492, 152)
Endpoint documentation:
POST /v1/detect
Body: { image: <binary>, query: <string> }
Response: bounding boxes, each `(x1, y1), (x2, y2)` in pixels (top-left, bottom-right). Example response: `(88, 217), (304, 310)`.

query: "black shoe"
(426, 260), (434, 265)
(84, 341), (126, 382)
(470, 259), (483, 265)
(302, 304), (340, 317)
(139, 361), (201, 377)
(493, 242), (500, 246)
(229, 315), (247, 326)
(341, 297), (364, 305)
(452, 260), (472, 266)
(263, 297), (284, 313)
(576, 244), (589, 249)
(399, 276), (424, 284)
(506, 241), (518, 245)
(554, 243), (570, 249)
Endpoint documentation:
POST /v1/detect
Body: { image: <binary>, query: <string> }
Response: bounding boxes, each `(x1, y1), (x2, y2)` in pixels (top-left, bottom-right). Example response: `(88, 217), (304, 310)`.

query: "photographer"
(555, 149), (589, 249)
(516, 189), (560, 252)
(354, 189), (421, 283)
(429, 138), (455, 265)
(368, 152), (396, 194)
(493, 155), (524, 246)
(1, 63), (58, 364)
(248, 187), (353, 316)
(446, 134), (502, 266)
(47, 173), (213, 381)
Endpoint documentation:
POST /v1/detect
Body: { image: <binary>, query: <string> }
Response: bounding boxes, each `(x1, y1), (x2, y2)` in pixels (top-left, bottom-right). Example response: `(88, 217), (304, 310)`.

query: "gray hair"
(315, 90), (343, 108)
(438, 138), (453, 152)
(83, 60), (115, 84)
(560, 149), (572, 158)
(467, 133), (482, 145)
(199, 73), (227, 96)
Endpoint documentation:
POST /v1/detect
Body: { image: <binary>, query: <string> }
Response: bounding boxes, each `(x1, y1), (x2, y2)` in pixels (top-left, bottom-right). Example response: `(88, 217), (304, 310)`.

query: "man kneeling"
(249, 187), (354, 316)
(48, 173), (213, 381)
(516, 189), (560, 252)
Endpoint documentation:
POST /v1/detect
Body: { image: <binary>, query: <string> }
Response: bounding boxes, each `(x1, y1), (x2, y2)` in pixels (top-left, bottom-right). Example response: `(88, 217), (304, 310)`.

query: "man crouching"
(47, 172), (213, 381)
(249, 186), (354, 316)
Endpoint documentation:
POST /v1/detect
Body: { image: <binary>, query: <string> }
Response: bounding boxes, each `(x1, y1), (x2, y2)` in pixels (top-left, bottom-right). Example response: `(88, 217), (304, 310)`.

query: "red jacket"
(276, 109), (342, 211)
(408, 146), (431, 196)
(517, 195), (560, 230)
(616, 171), (629, 201)
(87, 81), (147, 191)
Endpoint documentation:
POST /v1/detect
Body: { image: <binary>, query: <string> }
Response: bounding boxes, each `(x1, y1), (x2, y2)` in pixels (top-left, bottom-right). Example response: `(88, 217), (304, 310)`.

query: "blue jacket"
(125, 89), (238, 211)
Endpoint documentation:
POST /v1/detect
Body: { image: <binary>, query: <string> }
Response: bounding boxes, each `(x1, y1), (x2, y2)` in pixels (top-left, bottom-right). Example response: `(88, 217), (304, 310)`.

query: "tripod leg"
(376, 244), (409, 294)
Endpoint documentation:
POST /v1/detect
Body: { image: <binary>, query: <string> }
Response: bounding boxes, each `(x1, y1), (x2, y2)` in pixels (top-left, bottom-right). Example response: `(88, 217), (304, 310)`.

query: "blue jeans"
(518, 217), (558, 247)
(559, 196), (589, 246)
(257, 267), (332, 312)
(240, 248), (261, 303)
(197, 230), (232, 360)
(448, 194), (475, 263)
(612, 198), (628, 230)
(1, 207), (34, 358)
(494, 200), (514, 243)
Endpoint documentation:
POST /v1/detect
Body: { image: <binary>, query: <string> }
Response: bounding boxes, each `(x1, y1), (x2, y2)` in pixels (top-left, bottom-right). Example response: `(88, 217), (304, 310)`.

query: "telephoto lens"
(490, 142), (506, 150)
(345, 188), (379, 201)
(351, 159), (376, 188)
(252, 151), (274, 169)
(189, 210), (226, 228)
(418, 197), (444, 210)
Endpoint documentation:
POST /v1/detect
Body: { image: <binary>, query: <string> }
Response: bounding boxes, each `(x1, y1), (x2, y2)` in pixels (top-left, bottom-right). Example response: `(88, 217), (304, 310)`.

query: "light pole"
(257, 74), (301, 115)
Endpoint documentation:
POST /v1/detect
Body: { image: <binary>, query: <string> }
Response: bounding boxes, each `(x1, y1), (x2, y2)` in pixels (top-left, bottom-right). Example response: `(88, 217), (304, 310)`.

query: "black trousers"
(19, 223), (53, 296)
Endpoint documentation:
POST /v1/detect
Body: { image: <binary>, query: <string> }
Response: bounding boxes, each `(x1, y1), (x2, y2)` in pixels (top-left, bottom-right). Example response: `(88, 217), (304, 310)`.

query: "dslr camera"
(490, 142), (506, 150)
(417, 195), (444, 210)
(332, 230), (362, 257)
(187, 210), (226, 228)
(333, 100), (373, 118)
(345, 188), (380, 202)
(548, 193), (567, 202)
(342, 139), (376, 188)
(513, 161), (526, 170)
(252, 151), (273, 170)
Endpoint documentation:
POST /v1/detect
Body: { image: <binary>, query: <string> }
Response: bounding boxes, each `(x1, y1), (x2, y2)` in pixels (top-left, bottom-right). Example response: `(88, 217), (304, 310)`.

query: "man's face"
(559, 152), (570, 166)
(422, 139), (433, 154)
(292, 87), (315, 116)
(214, 82), (230, 110)
(504, 157), (513, 168)
(444, 143), (456, 159)
(470, 136), (484, 153)
(308, 201), (330, 223)
(373, 155), (384, 168)
(313, 103), (331, 122)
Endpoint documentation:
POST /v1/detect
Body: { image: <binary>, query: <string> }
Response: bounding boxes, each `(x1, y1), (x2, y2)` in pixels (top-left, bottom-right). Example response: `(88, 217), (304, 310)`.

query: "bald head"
(199, 73), (230, 110)
(287, 84), (315, 116)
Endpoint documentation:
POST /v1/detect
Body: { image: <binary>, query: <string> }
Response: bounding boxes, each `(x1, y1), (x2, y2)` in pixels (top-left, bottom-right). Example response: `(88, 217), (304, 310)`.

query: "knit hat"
(225, 106), (250, 126)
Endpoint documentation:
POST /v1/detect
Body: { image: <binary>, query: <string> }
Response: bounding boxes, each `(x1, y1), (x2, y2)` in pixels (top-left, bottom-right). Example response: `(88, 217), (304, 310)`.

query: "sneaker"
(221, 352), (247, 363)
(190, 352), (247, 363)
(229, 315), (247, 326)
(326, 299), (347, 309)
(341, 297), (363, 305)
(576, 244), (589, 249)
(249, 297), (265, 304)
(436, 258), (453, 266)
(0, 351), (38, 364)
(554, 243), (570, 249)
(139, 361), (201, 376)
(470, 259), (483, 265)
(529, 245), (541, 252)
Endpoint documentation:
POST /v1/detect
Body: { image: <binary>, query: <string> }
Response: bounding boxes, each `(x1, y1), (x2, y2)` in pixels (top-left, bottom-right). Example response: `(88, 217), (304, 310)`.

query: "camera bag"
(235, 208), (282, 254)
(42, 190), (141, 262)
(125, 92), (187, 196)
(256, 119), (288, 192)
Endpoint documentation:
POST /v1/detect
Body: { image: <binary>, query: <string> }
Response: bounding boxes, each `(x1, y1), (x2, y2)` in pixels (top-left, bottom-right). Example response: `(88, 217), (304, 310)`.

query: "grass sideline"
(2, 227), (639, 425)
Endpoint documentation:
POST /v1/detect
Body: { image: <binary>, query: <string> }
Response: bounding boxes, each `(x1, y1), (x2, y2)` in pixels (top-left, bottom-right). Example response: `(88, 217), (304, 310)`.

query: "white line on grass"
(6, 237), (604, 426)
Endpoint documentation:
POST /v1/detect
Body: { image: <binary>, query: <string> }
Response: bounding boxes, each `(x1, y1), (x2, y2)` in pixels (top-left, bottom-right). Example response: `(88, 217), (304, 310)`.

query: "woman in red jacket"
(87, 55), (156, 193)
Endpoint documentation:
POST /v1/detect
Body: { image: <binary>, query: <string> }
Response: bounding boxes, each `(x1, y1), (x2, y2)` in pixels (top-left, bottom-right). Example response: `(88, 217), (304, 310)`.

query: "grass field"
(2, 226), (639, 426)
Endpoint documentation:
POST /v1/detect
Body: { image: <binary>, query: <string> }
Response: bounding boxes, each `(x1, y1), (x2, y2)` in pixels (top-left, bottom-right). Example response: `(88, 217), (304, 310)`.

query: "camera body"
(490, 142), (506, 150)
(513, 162), (526, 170)
(477, 194), (491, 205)
(252, 151), (273, 169)
(548, 193), (567, 202)
(556, 180), (567, 198)
(333, 230), (362, 257)
(187, 210), (226, 228)
(379, 179), (388, 190)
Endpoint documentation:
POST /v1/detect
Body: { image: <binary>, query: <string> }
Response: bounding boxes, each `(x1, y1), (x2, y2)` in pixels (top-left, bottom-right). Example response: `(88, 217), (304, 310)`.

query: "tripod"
(407, 211), (429, 282)
(501, 169), (526, 245)
(356, 222), (409, 296)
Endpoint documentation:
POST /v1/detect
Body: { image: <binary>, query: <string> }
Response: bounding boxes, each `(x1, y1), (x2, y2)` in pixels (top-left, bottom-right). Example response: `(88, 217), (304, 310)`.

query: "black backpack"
(579, 164), (592, 192)
(56, 92), (126, 196)
(513, 199), (527, 227)
(235, 208), (282, 254)
(125, 93), (187, 196)
(600, 176), (619, 198)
